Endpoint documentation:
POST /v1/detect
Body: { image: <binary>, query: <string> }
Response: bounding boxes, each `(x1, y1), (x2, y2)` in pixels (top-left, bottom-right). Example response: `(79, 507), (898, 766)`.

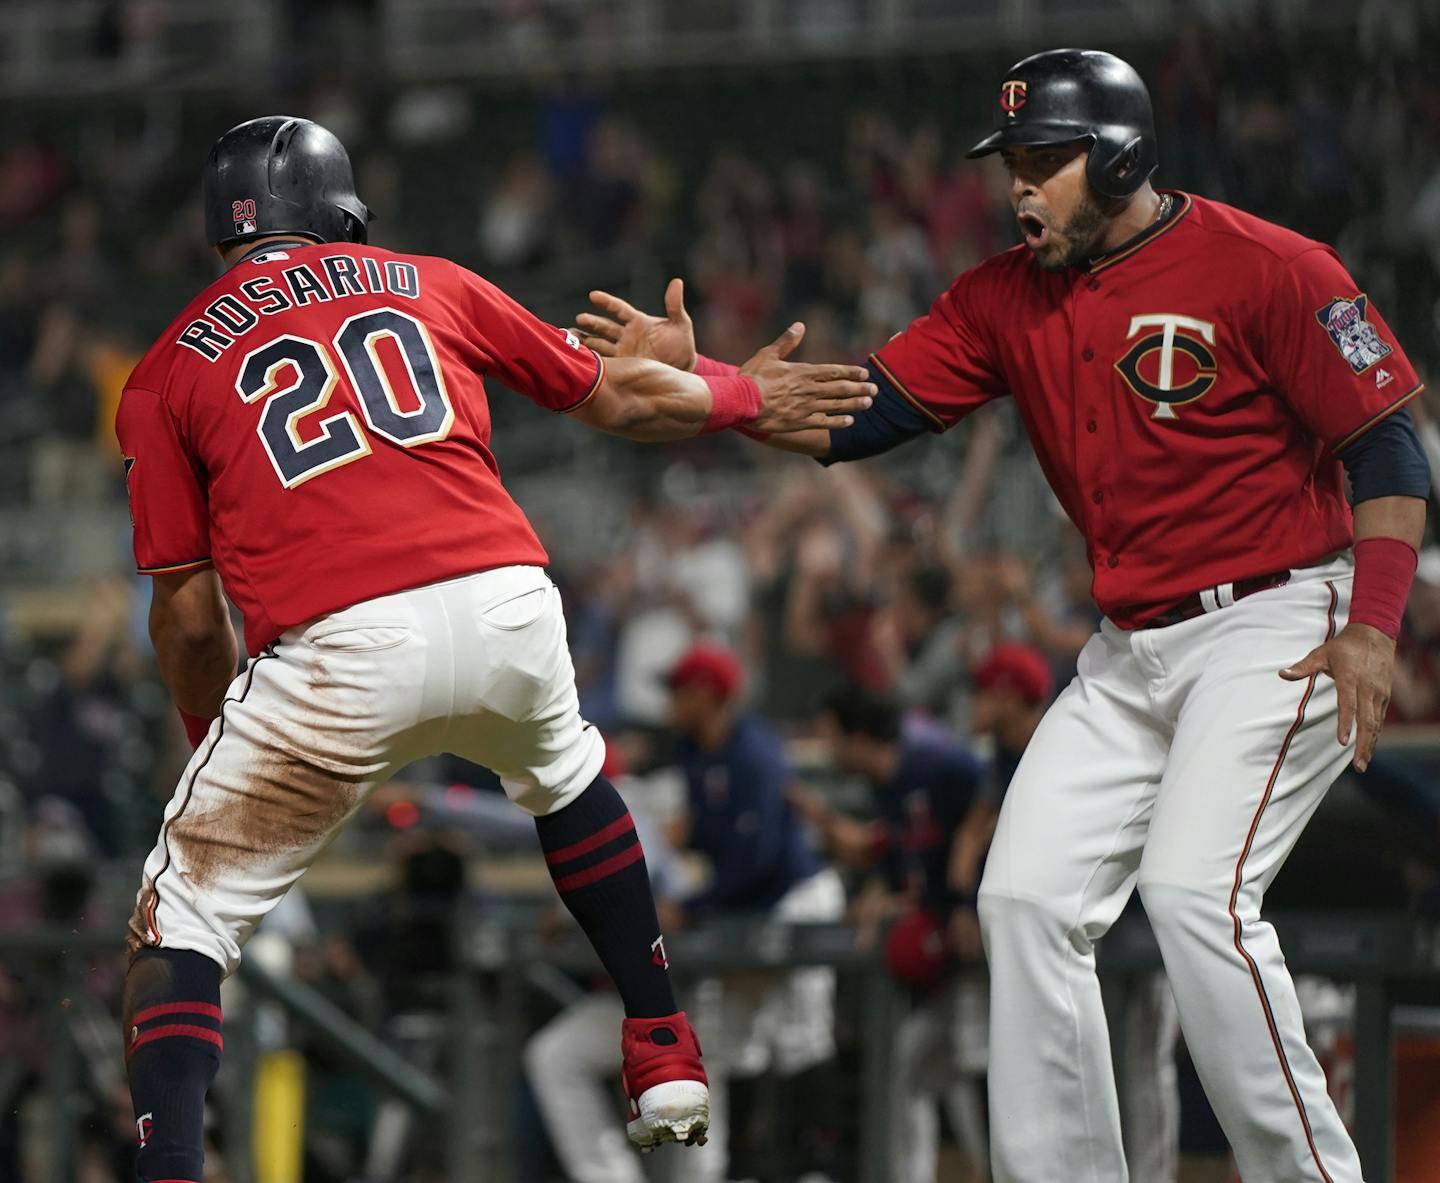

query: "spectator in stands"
(793, 685), (988, 1183)
(1391, 547), (1440, 722)
(947, 644), (1055, 901)
(51, 196), (113, 311)
(663, 642), (845, 1182)
(478, 152), (554, 269)
(871, 564), (967, 718)
(611, 500), (750, 727)
(24, 578), (150, 849)
(0, 798), (130, 1181)
(27, 303), (108, 506)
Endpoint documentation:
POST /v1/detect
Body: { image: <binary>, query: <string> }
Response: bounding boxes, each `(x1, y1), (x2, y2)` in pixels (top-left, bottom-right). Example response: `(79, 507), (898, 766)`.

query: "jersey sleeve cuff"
(867, 353), (948, 432)
(137, 557), (213, 575)
(1332, 382), (1424, 452)
(555, 351), (606, 415)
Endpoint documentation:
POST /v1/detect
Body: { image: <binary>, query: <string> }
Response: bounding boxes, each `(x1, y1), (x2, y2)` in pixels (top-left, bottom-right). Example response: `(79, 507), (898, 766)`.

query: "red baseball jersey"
(870, 192), (1425, 628)
(117, 240), (604, 653)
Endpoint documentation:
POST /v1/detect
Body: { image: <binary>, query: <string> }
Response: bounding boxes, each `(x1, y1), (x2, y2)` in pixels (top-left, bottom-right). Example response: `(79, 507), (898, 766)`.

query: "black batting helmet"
(966, 49), (1157, 201)
(202, 116), (370, 248)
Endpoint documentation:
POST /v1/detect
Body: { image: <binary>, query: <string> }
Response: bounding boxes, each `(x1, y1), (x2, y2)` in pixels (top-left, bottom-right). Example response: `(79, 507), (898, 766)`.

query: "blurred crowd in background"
(4, 0), (1440, 1180)
(4, 0), (1440, 855)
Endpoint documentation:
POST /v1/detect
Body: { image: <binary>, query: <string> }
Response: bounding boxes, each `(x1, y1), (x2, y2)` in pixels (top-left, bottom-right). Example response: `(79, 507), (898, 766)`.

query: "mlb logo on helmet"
(231, 197), (259, 237)
(1001, 79), (1028, 115)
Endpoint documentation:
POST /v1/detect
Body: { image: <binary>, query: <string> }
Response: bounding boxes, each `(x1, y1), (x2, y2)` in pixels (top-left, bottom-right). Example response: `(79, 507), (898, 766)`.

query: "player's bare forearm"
(573, 357), (721, 440)
(752, 428), (833, 458)
(1353, 494), (1426, 549)
(149, 568), (238, 719)
(574, 339), (872, 442)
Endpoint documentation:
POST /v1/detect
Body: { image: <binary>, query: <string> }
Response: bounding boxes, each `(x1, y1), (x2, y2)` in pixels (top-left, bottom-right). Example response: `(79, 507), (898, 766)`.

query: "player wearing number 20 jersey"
(111, 115), (876, 1183)
(118, 238), (602, 654)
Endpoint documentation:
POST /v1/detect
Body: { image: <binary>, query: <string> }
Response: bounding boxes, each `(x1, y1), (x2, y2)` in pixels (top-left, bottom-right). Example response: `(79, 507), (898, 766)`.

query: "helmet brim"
(966, 124), (1095, 159)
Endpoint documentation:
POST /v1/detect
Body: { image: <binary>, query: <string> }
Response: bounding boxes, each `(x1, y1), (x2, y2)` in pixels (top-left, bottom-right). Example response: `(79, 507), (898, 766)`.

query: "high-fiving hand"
(579, 279), (874, 434)
(578, 278), (697, 370)
(740, 321), (875, 433)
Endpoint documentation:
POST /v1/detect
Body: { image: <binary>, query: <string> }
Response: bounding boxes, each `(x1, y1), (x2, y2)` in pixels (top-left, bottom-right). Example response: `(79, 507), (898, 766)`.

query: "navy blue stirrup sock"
(123, 949), (223, 1183)
(534, 775), (678, 1018)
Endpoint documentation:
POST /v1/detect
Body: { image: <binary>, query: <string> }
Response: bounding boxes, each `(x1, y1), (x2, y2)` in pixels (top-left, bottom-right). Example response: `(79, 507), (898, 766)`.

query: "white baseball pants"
(979, 556), (1364, 1183)
(130, 565), (604, 975)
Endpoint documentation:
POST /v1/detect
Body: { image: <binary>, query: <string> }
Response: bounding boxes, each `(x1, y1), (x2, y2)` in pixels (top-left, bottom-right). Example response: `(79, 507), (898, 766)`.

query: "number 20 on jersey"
(236, 306), (454, 488)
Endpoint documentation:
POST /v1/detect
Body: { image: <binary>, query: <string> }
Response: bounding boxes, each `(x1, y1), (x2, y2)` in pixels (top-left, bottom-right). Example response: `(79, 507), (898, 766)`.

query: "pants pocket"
(305, 623), (412, 652)
(478, 586), (551, 631)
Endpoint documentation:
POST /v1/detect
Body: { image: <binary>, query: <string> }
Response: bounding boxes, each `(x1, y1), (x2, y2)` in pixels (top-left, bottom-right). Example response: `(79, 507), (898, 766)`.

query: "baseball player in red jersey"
(578, 49), (1430, 1183)
(114, 116), (875, 1183)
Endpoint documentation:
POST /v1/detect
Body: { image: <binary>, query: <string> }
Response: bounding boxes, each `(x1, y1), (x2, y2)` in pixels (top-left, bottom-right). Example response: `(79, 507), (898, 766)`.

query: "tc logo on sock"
(650, 935), (669, 969)
(136, 1113), (153, 1147)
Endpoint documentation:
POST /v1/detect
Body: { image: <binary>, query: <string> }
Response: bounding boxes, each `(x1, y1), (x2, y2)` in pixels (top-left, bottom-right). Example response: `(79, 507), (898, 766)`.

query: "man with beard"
(576, 48), (1429, 1183)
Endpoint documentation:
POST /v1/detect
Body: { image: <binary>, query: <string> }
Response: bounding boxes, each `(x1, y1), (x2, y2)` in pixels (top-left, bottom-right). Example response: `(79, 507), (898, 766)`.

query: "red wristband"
(1349, 536), (1418, 639)
(179, 709), (214, 749)
(694, 353), (740, 378)
(701, 374), (763, 435)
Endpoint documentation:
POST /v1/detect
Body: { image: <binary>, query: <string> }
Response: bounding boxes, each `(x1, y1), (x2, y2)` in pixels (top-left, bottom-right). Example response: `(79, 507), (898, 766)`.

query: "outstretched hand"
(739, 321), (875, 434)
(577, 278), (697, 371)
(1280, 622), (1396, 772)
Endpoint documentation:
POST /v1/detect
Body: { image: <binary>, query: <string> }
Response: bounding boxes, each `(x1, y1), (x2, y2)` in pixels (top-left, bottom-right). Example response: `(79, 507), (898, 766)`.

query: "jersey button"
(1107, 555), (1119, 568)
(1082, 348), (1095, 362)
(1086, 419), (1098, 433)
(1087, 278), (1101, 292)
(1092, 489), (1104, 503)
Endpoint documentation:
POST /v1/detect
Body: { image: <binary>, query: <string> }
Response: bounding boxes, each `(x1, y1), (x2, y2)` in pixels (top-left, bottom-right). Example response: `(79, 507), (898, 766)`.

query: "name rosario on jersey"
(176, 254), (422, 362)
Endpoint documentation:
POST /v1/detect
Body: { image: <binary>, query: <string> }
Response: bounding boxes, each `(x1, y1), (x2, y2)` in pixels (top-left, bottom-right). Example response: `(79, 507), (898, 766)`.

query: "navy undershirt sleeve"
(820, 365), (936, 465)
(1337, 407), (1432, 503)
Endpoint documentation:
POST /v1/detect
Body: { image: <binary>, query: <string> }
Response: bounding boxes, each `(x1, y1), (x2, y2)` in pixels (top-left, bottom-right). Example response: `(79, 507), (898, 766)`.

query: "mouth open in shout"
(1018, 210), (1049, 248)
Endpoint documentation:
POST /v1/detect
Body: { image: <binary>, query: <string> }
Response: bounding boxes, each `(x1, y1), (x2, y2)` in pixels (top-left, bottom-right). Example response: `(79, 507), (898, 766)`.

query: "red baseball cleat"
(621, 1011), (710, 1149)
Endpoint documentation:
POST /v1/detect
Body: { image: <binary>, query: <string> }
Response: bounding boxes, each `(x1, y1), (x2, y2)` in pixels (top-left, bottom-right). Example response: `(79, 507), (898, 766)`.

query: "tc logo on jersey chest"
(1114, 314), (1218, 420)
(1315, 294), (1392, 374)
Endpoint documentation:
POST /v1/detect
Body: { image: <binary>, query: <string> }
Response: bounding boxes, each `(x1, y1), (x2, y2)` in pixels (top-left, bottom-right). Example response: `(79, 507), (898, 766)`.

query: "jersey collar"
(1084, 191), (1191, 275)
(235, 238), (316, 265)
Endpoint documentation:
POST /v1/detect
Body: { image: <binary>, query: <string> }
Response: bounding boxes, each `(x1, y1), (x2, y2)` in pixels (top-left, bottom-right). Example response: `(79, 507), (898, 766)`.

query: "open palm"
(576, 277), (698, 371)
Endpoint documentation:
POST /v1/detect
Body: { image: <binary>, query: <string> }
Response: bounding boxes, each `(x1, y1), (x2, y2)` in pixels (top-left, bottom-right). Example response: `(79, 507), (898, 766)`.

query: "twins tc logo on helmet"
(1315, 294), (1392, 375)
(1114, 314), (1219, 420)
(1001, 79), (1028, 115)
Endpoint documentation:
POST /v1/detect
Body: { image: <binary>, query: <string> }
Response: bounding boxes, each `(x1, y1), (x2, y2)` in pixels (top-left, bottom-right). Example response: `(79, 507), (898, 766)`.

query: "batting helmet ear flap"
(341, 209), (369, 245)
(1089, 134), (1152, 201)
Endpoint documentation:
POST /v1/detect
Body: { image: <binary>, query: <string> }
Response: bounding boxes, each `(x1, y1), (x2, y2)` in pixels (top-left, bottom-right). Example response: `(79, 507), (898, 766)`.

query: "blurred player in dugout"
(796, 647), (1178, 1182)
(665, 642), (846, 1182)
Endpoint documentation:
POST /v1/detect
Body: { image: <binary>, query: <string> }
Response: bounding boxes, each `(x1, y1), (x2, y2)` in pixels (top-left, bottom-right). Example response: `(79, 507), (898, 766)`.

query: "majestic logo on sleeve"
(1315, 294), (1392, 374)
(1114, 314), (1218, 420)
(1001, 80), (1028, 115)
